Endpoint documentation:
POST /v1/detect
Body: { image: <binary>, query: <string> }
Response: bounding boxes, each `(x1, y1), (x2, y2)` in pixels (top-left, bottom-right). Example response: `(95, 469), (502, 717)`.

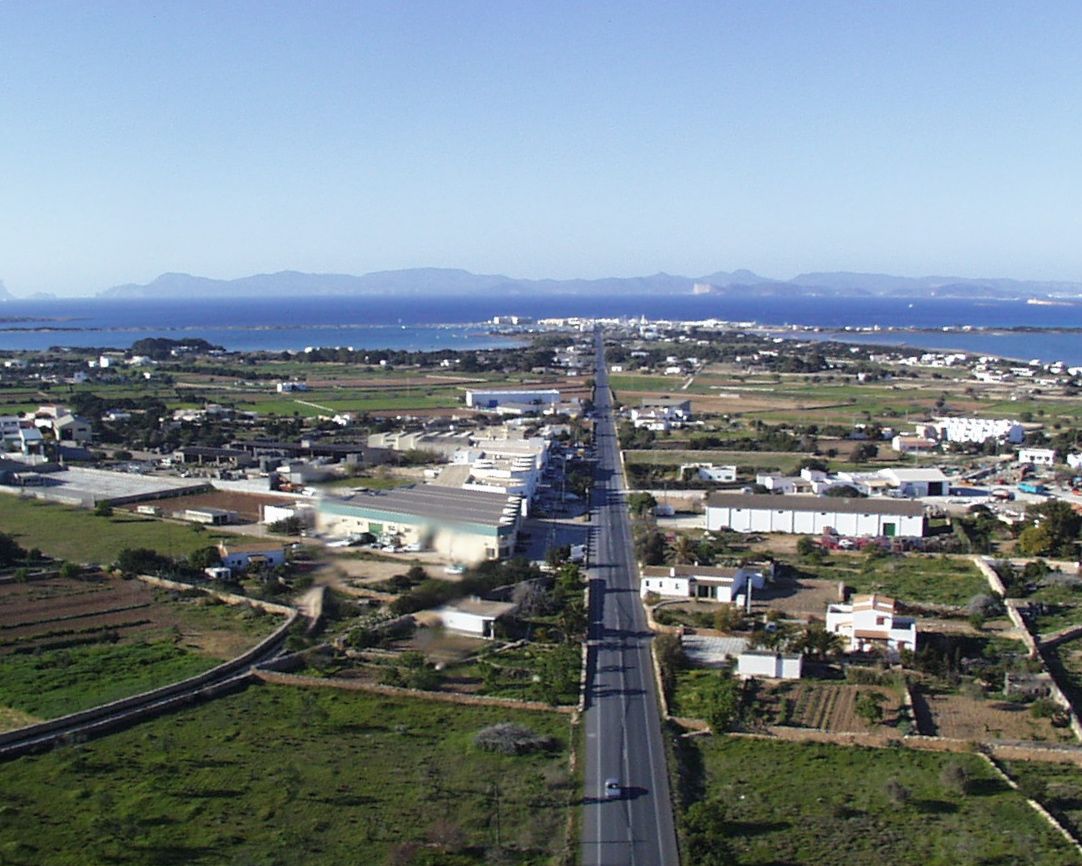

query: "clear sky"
(2, 1), (1081, 296)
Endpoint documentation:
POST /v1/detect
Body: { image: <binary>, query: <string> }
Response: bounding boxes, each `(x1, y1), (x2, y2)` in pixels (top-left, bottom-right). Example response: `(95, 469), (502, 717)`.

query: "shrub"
(884, 777), (911, 806)
(940, 762), (969, 795)
(474, 723), (555, 755)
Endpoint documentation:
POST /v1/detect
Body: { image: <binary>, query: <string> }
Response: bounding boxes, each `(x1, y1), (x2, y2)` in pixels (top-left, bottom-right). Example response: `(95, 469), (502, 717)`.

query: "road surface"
(581, 329), (680, 866)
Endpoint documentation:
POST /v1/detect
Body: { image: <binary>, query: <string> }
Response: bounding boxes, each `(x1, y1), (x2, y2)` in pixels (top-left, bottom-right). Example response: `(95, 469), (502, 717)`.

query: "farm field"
(624, 448), (811, 474)
(679, 735), (1080, 865)
(910, 685), (1073, 743)
(0, 574), (281, 725)
(0, 684), (577, 866)
(781, 552), (989, 608)
(752, 681), (907, 733)
(0, 495), (240, 564)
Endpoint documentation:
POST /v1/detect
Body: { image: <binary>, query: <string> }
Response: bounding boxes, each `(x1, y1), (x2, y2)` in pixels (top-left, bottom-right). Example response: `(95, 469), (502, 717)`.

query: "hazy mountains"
(96, 267), (1082, 300)
(0, 280), (12, 301)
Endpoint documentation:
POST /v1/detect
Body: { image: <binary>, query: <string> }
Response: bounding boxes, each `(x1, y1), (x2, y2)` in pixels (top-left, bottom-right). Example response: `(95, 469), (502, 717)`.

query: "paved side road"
(582, 329), (680, 866)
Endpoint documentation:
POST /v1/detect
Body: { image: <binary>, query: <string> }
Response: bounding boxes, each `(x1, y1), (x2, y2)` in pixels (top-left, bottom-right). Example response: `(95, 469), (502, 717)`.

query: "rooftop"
(440, 598), (516, 618)
(325, 484), (520, 527)
(641, 564), (742, 579)
(706, 492), (925, 517)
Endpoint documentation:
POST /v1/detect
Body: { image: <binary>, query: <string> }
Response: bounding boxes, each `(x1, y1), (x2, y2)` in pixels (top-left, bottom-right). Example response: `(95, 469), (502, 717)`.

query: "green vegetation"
(1001, 760), (1082, 841)
(0, 641), (215, 721)
(0, 684), (576, 865)
(446, 643), (582, 706)
(677, 736), (1078, 865)
(0, 497), (239, 565)
(784, 552), (989, 607)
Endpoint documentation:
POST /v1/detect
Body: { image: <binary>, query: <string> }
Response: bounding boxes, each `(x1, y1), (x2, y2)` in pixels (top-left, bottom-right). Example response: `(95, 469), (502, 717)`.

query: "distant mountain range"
(0, 280), (12, 301)
(75, 267), (1082, 300)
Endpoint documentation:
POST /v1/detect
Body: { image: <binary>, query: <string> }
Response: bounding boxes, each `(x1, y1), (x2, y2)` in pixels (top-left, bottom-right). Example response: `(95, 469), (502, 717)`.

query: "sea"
(1, 294), (1081, 365)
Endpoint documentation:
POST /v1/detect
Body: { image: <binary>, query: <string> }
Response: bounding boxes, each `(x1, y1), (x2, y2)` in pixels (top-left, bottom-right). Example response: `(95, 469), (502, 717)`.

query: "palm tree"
(799, 623), (845, 660)
(669, 534), (696, 565)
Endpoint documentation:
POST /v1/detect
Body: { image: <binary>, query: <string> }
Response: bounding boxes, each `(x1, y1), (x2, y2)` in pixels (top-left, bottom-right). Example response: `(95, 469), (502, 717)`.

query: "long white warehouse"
(705, 493), (925, 538)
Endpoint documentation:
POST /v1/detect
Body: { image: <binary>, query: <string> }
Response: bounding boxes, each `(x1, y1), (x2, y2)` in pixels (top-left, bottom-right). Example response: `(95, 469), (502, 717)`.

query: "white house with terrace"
(825, 594), (917, 658)
(639, 563), (768, 604)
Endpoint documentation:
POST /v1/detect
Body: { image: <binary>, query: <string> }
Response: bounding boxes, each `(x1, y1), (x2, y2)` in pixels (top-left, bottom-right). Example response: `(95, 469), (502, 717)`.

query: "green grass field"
(624, 448), (810, 473)
(678, 735), (1079, 865)
(0, 641), (215, 722)
(0, 684), (577, 865)
(243, 392), (461, 416)
(1001, 759), (1082, 843)
(785, 552), (989, 607)
(0, 496), (239, 564)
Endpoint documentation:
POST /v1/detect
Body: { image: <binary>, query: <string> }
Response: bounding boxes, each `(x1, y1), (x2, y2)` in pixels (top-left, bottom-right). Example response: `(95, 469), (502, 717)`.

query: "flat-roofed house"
(825, 594), (917, 658)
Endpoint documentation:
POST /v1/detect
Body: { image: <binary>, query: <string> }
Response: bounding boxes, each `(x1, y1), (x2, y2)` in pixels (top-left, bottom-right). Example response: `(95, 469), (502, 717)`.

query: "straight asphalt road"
(581, 329), (680, 866)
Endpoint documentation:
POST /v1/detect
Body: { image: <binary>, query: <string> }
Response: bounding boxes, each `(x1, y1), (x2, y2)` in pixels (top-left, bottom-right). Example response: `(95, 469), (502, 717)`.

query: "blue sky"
(2, 1), (1081, 296)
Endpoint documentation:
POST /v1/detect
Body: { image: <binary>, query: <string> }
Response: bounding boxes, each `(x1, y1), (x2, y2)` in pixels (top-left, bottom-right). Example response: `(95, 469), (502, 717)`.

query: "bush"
(474, 723), (555, 755)
(884, 777), (911, 806)
(940, 762), (969, 795)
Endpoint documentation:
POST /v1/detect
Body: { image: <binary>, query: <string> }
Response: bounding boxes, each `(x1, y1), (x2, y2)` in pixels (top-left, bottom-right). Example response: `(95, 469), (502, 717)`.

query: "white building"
(437, 598), (516, 639)
(891, 435), (937, 454)
(877, 467), (949, 498)
(216, 541), (286, 571)
(825, 594), (917, 658)
(1068, 453), (1082, 471)
(639, 564), (767, 604)
(706, 493), (925, 538)
(1018, 448), (1056, 466)
(692, 464), (737, 483)
(736, 650), (802, 680)
(276, 381), (309, 393)
(465, 389), (561, 410)
(922, 417), (1024, 444)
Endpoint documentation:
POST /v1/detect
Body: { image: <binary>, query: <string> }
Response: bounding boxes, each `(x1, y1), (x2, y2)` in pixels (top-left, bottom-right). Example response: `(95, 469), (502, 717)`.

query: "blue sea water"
(1, 294), (1081, 364)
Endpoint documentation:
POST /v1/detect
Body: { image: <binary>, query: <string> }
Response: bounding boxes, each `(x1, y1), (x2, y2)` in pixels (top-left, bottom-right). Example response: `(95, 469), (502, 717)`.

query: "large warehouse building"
(317, 486), (522, 563)
(705, 493), (925, 538)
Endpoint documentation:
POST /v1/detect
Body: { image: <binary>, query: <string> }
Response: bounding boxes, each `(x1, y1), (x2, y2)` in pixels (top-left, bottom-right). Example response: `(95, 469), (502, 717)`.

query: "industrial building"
(705, 493), (925, 538)
(464, 388), (561, 410)
(317, 485), (522, 562)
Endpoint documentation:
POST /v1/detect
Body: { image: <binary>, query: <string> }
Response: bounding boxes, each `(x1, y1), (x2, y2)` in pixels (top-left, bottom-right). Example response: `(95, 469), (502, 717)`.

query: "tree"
(796, 536), (823, 561)
(701, 673), (742, 733)
(799, 623), (845, 660)
(0, 532), (26, 568)
(94, 502), (114, 518)
(855, 691), (886, 727)
(669, 534), (696, 565)
(188, 546), (222, 569)
(627, 491), (657, 517)
(58, 561), (82, 581)
(1020, 500), (1082, 557)
(636, 530), (667, 566)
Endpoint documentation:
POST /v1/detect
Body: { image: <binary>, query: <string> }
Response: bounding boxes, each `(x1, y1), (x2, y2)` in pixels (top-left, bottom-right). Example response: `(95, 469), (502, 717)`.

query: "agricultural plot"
(0, 684), (576, 866)
(0, 574), (281, 725)
(754, 681), (906, 733)
(783, 552), (989, 608)
(0, 496), (240, 565)
(910, 686), (1073, 743)
(679, 735), (1080, 865)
